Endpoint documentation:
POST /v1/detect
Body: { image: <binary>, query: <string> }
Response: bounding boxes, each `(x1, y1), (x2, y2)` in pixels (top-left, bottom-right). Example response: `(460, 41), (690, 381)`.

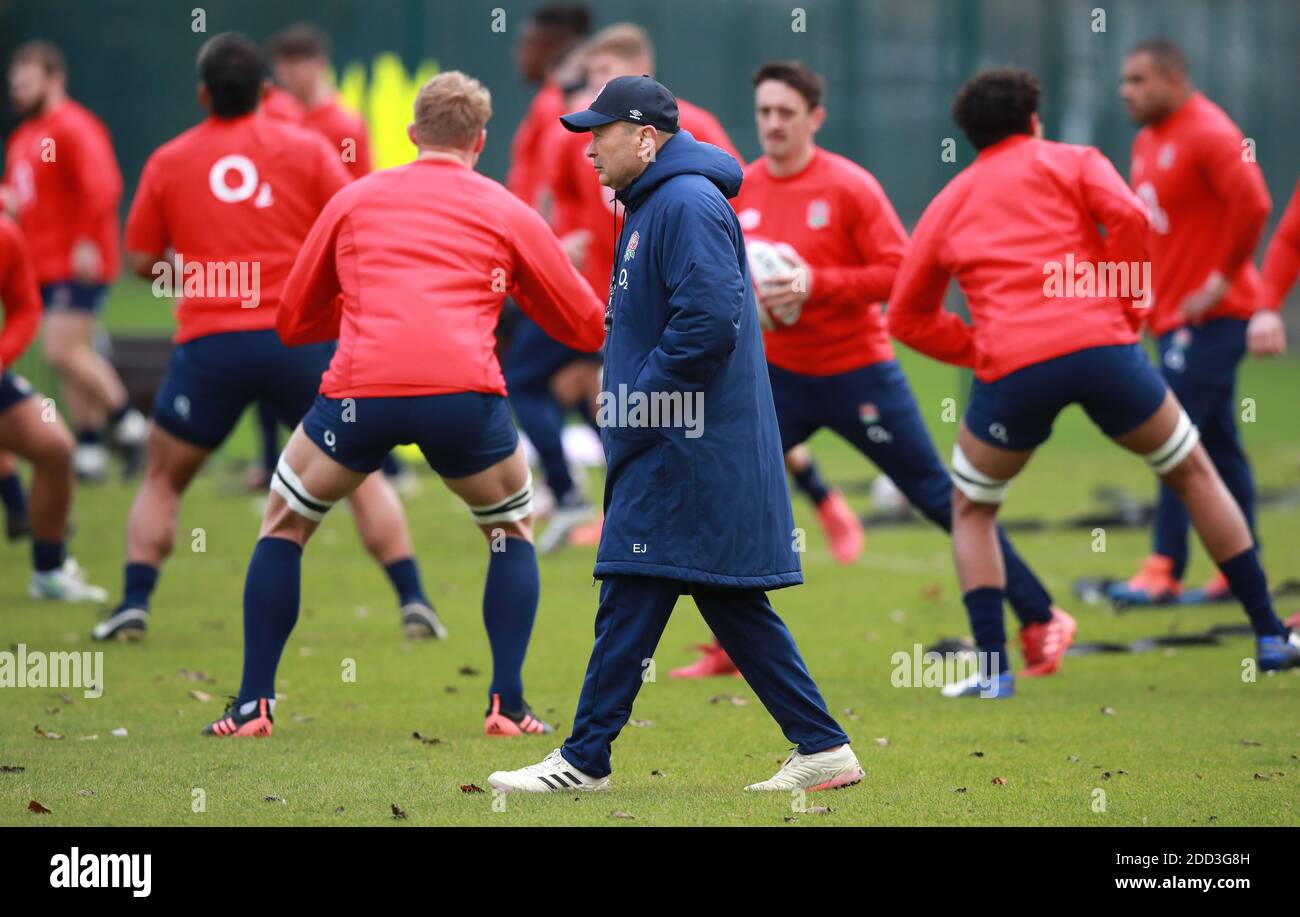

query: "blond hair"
(585, 23), (654, 69)
(412, 71), (492, 149)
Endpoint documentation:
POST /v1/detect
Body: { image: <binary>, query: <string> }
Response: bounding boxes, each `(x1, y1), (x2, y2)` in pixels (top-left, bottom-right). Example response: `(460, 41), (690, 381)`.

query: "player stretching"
(3, 40), (146, 482)
(887, 69), (1299, 693)
(203, 70), (606, 738)
(1114, 39), (1273, 605)
(0, 215), (105, 601)
(693, 61), (1074, 694)
(92, 34), (439, 642)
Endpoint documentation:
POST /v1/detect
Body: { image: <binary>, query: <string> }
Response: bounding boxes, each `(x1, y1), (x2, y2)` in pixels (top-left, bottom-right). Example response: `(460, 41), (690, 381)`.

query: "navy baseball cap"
(559, 74), (680, 133)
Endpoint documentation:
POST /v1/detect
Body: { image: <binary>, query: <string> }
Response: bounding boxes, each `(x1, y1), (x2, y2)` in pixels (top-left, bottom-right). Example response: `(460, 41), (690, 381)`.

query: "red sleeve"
(277, 195), (346, 346)
(66, 120), (123, 241)
(885, 197), (975, 367)
(1080, 147), (1152, 320)
(811, 171), (908, 307)
(1259, 177), (1300, 311)
(0, 220), (42, 368)
(506, 199), (606, 353)
(353, 125), (373, 177)
(1195, 127), (1271, 284)
(314, 139), (351, 209)
(124, 153), (169, 256)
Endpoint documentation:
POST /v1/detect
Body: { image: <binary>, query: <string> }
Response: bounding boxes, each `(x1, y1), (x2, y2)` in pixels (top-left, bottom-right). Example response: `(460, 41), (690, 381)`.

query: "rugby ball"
(745, 239), (802, 327)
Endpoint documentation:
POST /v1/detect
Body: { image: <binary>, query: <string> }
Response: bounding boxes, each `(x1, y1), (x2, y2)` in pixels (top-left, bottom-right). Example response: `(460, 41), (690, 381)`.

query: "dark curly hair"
(951, 68), (1040, 150)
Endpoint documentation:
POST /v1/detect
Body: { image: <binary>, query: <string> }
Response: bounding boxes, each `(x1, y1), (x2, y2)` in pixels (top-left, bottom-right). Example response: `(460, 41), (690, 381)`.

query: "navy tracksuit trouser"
(560, 575), (850, 778)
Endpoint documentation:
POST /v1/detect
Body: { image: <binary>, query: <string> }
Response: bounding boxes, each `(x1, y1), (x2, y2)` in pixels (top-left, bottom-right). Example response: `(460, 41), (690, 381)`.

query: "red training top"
(0, 216), (42, 369)
(733, 146), (908, 375)
(1129, 93), (1271, 334)
(125, 113), (351, 343)
(277, 157), (607, 398)
(888, 135), (1150, 382)
(1259, 177), (1300, 312)
(3, 99), (122, 284)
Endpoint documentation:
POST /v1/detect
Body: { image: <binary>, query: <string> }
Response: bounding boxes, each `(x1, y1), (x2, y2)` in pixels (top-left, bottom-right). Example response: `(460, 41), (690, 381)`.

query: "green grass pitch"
(2, 278), (1298, 826)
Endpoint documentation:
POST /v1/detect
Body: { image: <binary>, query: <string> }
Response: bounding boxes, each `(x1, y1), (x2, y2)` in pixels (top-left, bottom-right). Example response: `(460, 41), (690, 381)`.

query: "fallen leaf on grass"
(1067, 755), (1081, 763)
(1241, 739), (1262, 746)
(628, 719), (654, 728)
(783, 816), (797, 823)
(991, 776), (1007, 785)
(177, 668), (216, 683)
(953, 787), (967, 793)
(650, 770), (667, 778)
(110, 727), (128, 738)
(291, 714), (312, 724)
(804, 806), (832, 815)
(28, 800), (50, 814)
(459, 784), (484, 794)
(875, 737), (889, 747)
(610, 810), (635, 819)
(1101, 707), (1116, 716)
(391, 803), (407, 819)
(189, 690), (212, 703)
(458, 665), (480, 676)
(444, 686), (459, 694)
(334, 806), (345, 814)
(411, 731), (441, 746)
(1, 765), (25, 774)
(34, 725), (63, 740)
(78, 789), (95, 797)
(264, 795), (285, 803)
(78, 735), (98, 741)
(969, 750), (984, 757)
(707, 694), (747, 706)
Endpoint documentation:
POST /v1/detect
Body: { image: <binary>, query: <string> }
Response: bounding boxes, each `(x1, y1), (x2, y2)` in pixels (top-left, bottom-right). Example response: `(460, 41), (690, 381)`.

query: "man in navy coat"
(489, 76), (860, 794)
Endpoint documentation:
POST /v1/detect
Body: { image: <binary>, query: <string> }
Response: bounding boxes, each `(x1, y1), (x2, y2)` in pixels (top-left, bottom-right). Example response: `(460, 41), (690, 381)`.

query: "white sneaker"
(29, 558), (109, 603)
(111, 408), (148, 447)
(488, 748), (609, 793)
(537, 500), (594, 555)
(73, 444), (108, 482)
(744, 744), (864, 792)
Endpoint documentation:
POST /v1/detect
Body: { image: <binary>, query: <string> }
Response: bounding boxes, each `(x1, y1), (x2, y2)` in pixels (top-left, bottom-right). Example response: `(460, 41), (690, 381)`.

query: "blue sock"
(792, 461), (831, 506)
(384, 557), (428, 606)
(237, 537), (302, 705)
(1000, 528), (1053, 625)
(483, 537), (540, 712)
(32, 540), (65, 573)
(121, 562), (159, 611)
(381, 453), (402, 477)
(0, 473), (26, 517)
(963, 586), (1007, 677)
(77, 428), (102, 447)
(1218, 547), (1284, 638)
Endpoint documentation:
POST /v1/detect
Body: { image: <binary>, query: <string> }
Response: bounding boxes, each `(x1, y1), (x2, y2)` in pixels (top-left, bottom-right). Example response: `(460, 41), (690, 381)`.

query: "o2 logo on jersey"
(616, 268), (629, 291)
(209, 155), (274, 208)
(1135, 181), (1168, 235)
(323, 429), (337, 451)
(988, 423), (1009, 444)
(173, 394), (191, 419)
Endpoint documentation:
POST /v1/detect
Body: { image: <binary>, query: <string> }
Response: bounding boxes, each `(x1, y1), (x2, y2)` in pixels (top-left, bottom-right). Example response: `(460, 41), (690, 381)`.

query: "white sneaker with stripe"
(488, 748), (609, 793)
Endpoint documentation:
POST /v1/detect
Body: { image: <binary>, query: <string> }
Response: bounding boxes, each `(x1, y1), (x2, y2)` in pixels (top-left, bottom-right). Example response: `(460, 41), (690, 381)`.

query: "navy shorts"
(0, 371), (34, 416)
(153, 330), (333, 451)
(965, 343), (1168, 451)
(42, 281), (109, 315)
(301, 391), (519, 478)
